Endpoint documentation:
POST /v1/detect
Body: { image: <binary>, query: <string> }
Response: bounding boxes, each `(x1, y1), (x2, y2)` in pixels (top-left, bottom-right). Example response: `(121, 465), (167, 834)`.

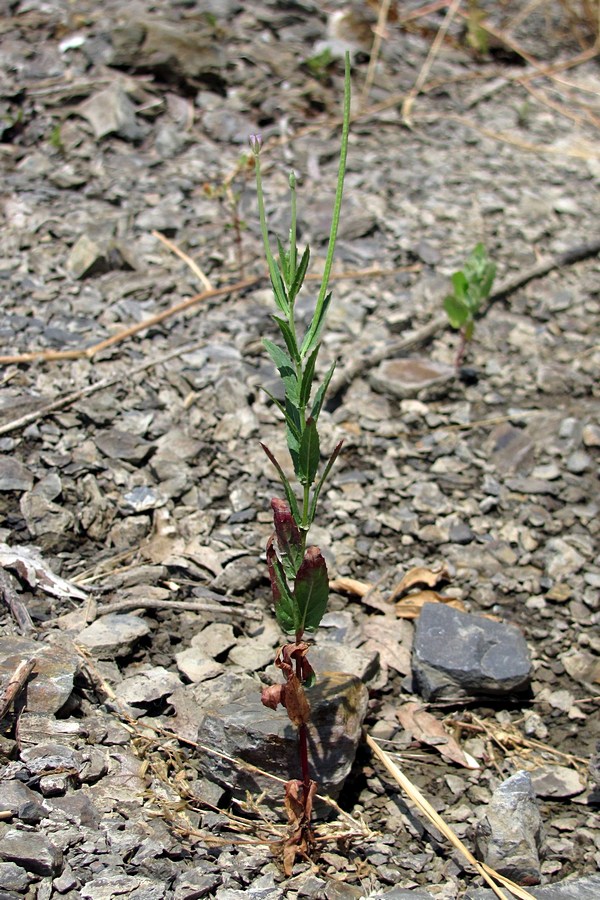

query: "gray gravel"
(0, 0), (599, 897)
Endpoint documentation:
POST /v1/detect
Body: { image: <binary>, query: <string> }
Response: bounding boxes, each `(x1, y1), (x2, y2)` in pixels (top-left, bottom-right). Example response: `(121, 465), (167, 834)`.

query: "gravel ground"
(0, 1), (598, 898)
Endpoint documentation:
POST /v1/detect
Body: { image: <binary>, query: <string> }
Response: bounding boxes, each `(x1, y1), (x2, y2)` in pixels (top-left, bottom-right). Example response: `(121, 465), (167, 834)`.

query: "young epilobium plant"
(249, 55), (350, 871)
(443, 242), (496, 369)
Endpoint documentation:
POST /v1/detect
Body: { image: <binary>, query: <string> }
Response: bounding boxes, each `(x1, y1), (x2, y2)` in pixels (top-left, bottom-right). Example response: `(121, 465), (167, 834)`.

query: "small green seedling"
(443, 242), (496, 370)
(250, 54), (350, 873)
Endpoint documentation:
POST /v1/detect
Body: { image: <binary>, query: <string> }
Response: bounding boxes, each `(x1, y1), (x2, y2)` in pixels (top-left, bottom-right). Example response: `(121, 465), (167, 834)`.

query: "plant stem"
(309, 55), (351, 347)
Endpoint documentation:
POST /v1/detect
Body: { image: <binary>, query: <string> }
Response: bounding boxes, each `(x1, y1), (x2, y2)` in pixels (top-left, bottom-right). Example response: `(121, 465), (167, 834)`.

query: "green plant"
(249, 54), (350, 873)
(443, 242), (496, 370)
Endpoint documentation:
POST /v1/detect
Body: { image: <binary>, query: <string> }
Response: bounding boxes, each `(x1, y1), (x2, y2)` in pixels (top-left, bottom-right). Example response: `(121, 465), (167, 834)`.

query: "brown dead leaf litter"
(0, 1), (599, 898)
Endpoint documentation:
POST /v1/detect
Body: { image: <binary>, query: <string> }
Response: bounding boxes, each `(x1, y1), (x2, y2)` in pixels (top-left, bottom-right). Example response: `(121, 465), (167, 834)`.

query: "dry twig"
(0, 658), (36, 721)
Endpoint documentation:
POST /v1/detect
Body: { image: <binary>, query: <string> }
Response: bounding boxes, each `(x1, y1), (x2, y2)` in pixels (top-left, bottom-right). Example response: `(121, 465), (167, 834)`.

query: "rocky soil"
(0, 1), (599, 898)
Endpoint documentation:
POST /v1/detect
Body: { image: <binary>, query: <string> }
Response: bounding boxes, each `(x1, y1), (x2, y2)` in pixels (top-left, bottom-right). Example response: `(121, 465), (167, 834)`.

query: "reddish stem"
(295, 631), (312, 812)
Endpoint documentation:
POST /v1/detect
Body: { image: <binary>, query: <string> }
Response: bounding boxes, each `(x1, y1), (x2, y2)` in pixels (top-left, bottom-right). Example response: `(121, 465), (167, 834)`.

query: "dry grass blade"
(402, 0), (462, 124)
(152, 230), (213, 290)
(366, 733), (538, 900)
(361, 0), (394, 109)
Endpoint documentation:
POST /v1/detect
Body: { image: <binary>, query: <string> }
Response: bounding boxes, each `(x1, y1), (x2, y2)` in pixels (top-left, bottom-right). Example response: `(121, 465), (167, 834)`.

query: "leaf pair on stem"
(250, 54), (351, 873)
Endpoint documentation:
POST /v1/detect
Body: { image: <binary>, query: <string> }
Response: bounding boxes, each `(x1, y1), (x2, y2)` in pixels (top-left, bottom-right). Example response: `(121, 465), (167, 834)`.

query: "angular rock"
(168, 671), (259, 743)
(119, 666), (182, 707)
(0, 781), (47, 823)
(19, 491), (75, 538)
(0, 457), (33, 492)
(529, 764), (586, 799)
(174, 647), (224, 683)
(0, 637), (79, 715)
(78, 83), (144, 141)
(75, 614), (150, 659)
(95, 429), (155, 465)
(0, 829), (62, 876)
(412, 603), (532, 701)
(370, 358), (454, 399)
(197, 671), (368, 809)
(0, 861), (30, 892)
(475, 771), (544, 885)
(465, 873), (600, 899)
(66, 235), (136, 280)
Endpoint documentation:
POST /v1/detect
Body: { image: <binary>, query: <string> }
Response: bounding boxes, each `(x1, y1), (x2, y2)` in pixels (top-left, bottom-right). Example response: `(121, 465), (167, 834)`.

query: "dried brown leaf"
(397, 702), (479, 770)
(395, 590), (465, 619)
(390, 565), (451, 602)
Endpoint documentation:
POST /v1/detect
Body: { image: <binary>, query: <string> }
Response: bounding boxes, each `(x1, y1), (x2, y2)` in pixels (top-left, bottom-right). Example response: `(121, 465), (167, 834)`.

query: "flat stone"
(197, 671), (368, 808)
(565, 450), (592, 473)
(0, 456), (33, 492)
(529, 764), (586, 799)
(465, 873), (600, 899)
(545, 538), (586, 579)
(0, 637), (79, 714)
(412, 603), (532, 701)
(370, 358), (454, 399)
(174, 647), (224, 683)
(119, 666), (181, 705)
(487, 424), (535, 475)
(95, 429), (155, 465)
(190, 623), (236, 657)
(78, 83), (144, 141)
(75, 614), (151, 659)
(0, 829), (62, 876)
(475, 771), (543, 885)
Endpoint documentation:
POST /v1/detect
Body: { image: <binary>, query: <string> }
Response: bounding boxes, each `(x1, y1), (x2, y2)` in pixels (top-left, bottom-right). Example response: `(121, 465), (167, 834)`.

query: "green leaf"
(299, 346), (319, 409)
(263, 339), (299, 403)
(308, 439), (343, 525)
(310, 360), (336, 422)
(277, 236), (289, 286)
(268, 258), (290, 316)
(289, 244), (310, 304)
(273, 316), (300, 364)
(443, 295), (469, 329)
(450, 271), (468, 301)
(267, 539), (297, 633)
(298, 417), (320, 486)
(294, 546), (329, 633)
(300, 291), (332, 358)
(260, 443), (301, 523)
(464, 318), (475, 342)
(261, 387), (302, 444)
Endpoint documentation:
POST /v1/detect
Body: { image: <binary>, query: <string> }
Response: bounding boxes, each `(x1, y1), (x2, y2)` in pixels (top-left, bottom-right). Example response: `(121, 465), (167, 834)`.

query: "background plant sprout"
(443, 243), (496, 370)
(249, 54), (350, 873)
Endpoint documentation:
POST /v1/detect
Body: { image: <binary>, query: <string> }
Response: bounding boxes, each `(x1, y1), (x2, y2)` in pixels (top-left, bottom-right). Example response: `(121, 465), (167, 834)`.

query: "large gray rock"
(465, 874), (600, 899)
(0, 829), (62, 876)
(412, 603), (532, 700)
(197, 671), (368, 809)
(475, 771), (544, 885)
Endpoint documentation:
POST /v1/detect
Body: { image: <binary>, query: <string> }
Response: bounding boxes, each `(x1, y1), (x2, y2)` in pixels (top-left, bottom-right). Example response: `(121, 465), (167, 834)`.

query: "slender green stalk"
(308, 55), (351, 356)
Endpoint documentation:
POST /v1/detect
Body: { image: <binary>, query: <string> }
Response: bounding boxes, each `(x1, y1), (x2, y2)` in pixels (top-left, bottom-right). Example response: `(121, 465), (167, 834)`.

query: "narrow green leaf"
(464, 318), (475, 342)
(273, 316), (300, 364)
(300, 291), (332, 357)
(443, 295), (469, 329)
(310, 360), (336, 422)
(308, 439), (343, 525)
(260, 443), (301, 522)
(285, 397), (302, 449)
(294, 546), (329, 633)
(263, 338), (299, 402)
(299, 346), (319, 409)
(289, 244), (310, 303)
(298, 416), (320, 486)
(268, 259), (290, 316)
(277, 236), (289, 286)
(261, 387), (302, 443)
